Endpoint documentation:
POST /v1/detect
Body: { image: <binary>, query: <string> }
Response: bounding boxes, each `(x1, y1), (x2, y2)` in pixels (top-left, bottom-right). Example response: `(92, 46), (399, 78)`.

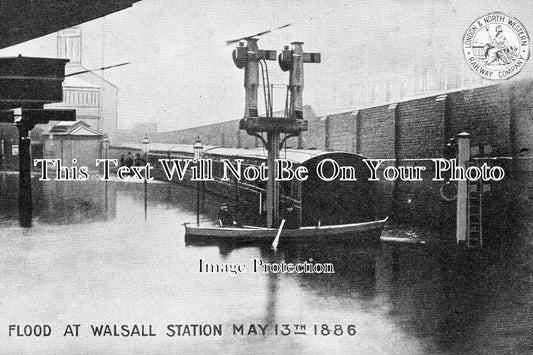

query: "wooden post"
(456, 132), (470, 243)
(266, 132), (280, 228)
(196, 180), (200, 225)
(17, 123), (32, 227)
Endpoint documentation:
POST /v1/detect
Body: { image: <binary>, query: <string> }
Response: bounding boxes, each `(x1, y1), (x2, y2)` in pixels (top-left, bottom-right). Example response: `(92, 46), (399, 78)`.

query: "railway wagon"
(137, 143), (380, 227)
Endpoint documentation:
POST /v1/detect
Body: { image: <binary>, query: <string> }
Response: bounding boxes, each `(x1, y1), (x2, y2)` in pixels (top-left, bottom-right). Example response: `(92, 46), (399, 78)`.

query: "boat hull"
(185, 217), (388, 245)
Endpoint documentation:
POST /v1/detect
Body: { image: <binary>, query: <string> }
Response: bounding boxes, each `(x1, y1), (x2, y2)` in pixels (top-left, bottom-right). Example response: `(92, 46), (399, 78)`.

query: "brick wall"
(318, 80), (529, 159)
(510, 80), (533, 153)
(447, 85), (511, 155)
(104, 78), (533, 236)
(316, 82), (522, 231)
(325, 111), (356, 151)
(358, 104), (396, 158)
(397, 96), (446, 159)
(120, 105), (319, 150)
(510, 170), (533, 246)
(153, 120), (245, 147)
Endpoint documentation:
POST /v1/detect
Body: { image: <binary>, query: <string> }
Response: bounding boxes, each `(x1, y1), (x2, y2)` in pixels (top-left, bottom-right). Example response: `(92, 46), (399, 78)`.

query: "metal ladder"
(466, 161), (483, 248)
(259, 59), (273, 117)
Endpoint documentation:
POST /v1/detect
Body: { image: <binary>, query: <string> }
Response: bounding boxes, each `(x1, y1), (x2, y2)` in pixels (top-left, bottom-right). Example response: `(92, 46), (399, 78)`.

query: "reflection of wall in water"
(375, 245), (448, 349)
(509, 170), (533, 245)
(259, 244), (378, 301)
(479, 158), (533, 246)
(40, 179), (116, 224)
(0, 174), (19, 219)
(374, 244), (533, 353)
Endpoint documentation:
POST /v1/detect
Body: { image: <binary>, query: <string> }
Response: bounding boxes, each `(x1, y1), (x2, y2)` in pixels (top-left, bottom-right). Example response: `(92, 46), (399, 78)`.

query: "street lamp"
(101, 136), (110, 158)
(101, 136), (110, 217)
(142, 135), (150, 163)
(193, 136), (203, 225)
(142, 135), (150, 219)
(193, 136), (203, 160)
(101, 136), (110, 175)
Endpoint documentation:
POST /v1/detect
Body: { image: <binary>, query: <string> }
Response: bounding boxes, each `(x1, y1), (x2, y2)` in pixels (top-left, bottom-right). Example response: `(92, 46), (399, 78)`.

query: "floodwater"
(0, 172), (532, 355)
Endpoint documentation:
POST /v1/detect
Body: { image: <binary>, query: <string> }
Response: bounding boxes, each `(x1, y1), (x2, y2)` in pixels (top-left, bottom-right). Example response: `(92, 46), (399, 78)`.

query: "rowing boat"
(184, 217), (388, 245)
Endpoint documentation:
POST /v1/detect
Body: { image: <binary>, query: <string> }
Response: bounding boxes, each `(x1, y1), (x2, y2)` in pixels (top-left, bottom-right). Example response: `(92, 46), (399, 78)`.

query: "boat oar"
(272, 219), (286, 249)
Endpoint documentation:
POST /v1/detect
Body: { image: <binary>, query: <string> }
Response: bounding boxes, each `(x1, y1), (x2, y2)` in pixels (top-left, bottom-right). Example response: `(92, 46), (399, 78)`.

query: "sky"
(1, 0), (533, 131)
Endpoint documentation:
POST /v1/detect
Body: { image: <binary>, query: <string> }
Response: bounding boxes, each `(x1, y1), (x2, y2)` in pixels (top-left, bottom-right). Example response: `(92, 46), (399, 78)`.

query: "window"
(63, 89), (99, 106)
(416, 66), (429, 93)
(421, 67), (428, 92)
(57, 28), (82, 64)
(385, 82), (392, 102)
(446, 65), (460, 90)
(400, 82), (407, 98)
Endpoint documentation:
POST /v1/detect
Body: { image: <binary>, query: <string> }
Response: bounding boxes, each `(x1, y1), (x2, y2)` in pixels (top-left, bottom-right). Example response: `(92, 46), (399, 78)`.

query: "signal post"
(233, 39), (320, 227)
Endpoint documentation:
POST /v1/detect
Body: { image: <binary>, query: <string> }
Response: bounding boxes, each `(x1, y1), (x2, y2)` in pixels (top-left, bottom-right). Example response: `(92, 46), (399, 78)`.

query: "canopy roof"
(0, 0), (141, 49)
(44, 120), (102, 136)
(114, 142), (330, 164)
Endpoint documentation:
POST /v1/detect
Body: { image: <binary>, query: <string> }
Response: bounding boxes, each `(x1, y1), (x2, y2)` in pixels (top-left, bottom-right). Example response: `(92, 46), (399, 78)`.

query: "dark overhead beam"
(0, 0), (141, 49)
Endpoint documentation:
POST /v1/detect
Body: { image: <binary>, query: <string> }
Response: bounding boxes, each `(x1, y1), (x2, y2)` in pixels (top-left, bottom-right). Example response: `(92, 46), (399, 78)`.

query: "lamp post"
(102, 136), (110, 153)
(142, 135), (150, 167)
(101, 136), (110, 216)
(48, 134), (54, 161)
(193, 136), (203, 225)
(101, 135), (110, 163)
(142, 135), (150, 219)
(0, 137), (4, 170)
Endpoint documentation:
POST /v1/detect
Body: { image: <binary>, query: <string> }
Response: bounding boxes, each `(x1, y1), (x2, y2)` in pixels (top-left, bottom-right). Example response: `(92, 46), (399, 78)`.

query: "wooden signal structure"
(233, 40), (320, 227)
(278, 42), (321, 120)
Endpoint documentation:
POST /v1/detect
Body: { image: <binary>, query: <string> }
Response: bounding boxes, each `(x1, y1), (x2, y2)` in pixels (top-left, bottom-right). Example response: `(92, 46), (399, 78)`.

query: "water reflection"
(39, 178), (117, 224)
(0, 172), (531, 354)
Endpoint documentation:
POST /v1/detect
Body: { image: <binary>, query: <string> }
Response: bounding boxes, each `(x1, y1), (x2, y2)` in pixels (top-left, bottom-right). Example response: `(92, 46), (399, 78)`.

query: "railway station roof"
(201, 147), (324, 164)
(0, 0), (141, 49)
(45, 121), (102, 136)
(113, 142), (350, 164)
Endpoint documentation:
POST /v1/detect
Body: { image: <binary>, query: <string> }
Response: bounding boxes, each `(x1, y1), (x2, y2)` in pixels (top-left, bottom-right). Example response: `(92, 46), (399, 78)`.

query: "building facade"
(0, 28), (118, 171)
(45, 28), (118, 141)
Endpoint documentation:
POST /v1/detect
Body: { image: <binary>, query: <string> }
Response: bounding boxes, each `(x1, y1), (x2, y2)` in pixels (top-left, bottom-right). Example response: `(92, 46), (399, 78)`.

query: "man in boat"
(217, 203), (236, 227)
(283, 204), (300, 229)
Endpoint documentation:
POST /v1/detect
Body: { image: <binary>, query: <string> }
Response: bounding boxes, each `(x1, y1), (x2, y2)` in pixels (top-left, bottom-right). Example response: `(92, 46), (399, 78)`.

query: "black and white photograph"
(0, 1), (532, 354)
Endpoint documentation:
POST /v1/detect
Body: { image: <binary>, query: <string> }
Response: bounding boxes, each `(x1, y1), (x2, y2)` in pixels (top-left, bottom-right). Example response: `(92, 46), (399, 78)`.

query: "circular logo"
(463, 12), (530, 80)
